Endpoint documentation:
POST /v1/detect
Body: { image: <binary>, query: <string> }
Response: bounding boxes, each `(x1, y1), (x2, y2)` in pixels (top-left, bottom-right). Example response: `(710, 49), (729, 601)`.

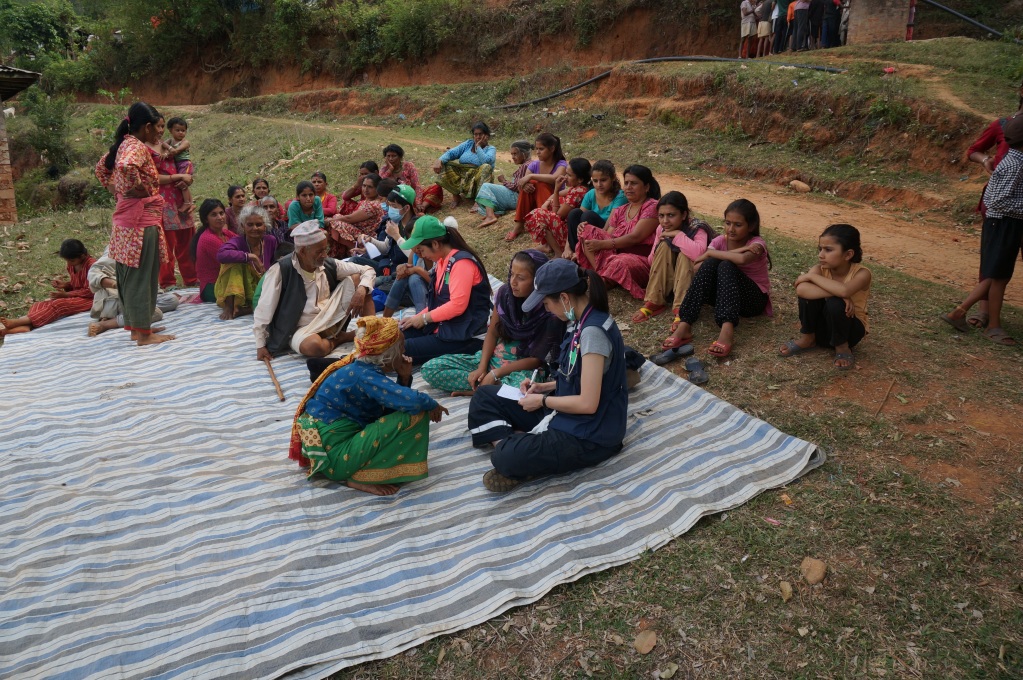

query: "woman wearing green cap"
(398, 215), (493, 363)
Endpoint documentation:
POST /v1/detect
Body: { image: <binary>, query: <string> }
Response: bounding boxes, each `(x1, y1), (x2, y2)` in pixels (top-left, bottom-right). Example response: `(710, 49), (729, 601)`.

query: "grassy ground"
(4, 108), (1022, 678)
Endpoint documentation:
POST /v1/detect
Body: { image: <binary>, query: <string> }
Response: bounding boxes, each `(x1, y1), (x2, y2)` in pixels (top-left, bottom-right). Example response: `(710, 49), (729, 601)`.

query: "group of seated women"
(178, 123), (869, 499)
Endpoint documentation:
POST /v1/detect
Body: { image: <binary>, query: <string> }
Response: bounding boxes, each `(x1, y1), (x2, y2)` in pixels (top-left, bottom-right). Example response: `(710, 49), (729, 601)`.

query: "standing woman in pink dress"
(575, 164), (661, 299)
(144, 117), (197, 289)
(94, 102), (175, 346)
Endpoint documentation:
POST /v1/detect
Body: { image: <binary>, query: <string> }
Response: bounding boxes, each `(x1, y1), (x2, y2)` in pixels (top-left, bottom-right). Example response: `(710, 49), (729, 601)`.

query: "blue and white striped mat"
(0, 300), (823, 680)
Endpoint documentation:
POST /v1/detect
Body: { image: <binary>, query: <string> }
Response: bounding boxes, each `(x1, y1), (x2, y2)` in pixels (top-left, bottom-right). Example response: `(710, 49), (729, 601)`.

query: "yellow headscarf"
(289, 317), (402, 462)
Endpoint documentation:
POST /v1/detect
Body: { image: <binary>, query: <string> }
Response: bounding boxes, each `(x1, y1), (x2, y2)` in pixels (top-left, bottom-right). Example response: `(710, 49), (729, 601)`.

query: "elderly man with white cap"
(254, 221), (376, 361)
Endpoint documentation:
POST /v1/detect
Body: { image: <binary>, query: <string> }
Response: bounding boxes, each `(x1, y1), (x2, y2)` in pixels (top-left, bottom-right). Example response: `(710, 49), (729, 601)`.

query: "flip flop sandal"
(982, 327), (1018, 346)
(779, 339), (812, 358)
(684, 356), (709, 385)
(662, 334), (692, 350)
(967, 311), (989, 329)
(670, 309), (681, 333)
(833, 352), (855, 370)
(631, 304), (667, 324)
(940, 312), (971, 333)
(708, 341), (732, 358)
(649, 343), (695, 366)
(503, 229), (522, 242)
(483, 469), (528, 492)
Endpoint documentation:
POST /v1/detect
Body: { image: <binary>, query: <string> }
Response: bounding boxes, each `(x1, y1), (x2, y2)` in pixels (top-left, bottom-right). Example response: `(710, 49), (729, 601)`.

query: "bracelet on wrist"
(542, 394), (549, 409)
(490, 370), (499, 382)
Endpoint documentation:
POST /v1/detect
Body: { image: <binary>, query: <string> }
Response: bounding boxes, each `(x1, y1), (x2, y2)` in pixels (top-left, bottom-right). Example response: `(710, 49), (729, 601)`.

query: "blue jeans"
(475, 183), (519, 215)
(384, 274), (428, 313)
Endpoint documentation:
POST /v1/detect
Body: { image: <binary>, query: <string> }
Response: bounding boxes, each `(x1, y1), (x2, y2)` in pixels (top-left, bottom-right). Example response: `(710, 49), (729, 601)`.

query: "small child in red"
(1, 239), (96, 341)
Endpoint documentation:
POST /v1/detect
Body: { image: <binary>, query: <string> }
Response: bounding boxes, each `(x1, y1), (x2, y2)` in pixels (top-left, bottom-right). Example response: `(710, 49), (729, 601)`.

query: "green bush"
(19, 86), (73, 173)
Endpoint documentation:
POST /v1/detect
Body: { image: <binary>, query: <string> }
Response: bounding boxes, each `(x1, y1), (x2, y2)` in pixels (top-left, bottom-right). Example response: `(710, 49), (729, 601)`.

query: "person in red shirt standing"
(962, 79), (1023, 328)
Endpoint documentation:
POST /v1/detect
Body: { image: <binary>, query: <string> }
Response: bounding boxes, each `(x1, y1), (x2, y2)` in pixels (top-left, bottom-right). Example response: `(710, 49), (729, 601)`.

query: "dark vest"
(551, 307), (628, 446)
(266, 254), (340, 356)
(425, 250), (492, 342)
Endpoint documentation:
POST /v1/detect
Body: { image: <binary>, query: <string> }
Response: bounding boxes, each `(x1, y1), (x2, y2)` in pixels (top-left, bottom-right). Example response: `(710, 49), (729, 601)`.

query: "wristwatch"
(541, 394), (549, 409)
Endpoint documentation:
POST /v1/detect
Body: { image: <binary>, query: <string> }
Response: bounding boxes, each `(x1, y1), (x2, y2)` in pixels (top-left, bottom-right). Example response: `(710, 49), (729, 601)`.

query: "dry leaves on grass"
(634, 629), (657, 654)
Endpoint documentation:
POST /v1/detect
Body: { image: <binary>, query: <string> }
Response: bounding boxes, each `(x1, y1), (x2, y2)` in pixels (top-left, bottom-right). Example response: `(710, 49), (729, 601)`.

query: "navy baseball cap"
(521, 259), (585, 313)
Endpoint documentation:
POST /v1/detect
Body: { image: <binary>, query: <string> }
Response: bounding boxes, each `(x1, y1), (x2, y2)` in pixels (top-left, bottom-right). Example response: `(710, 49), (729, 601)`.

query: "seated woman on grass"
(379, 144), (422, 204)
(310, 171), (338, 219)
(780, 224), (871, 370)
(215, 205), (279, 320)
(225, 184), (247, 233)
(505, 133), (567, 242)
(476, 140), (532, 228)
(289, 316), (449, 496)
(563, 159), (627, 259)
(662, 198), (773, 359)
(329, 173), (384, 255)
(287, 180), (324, 231)
(421, 250), (565, 395)
(191, 199), (235, 303)
(631, 191), (715, 327)
(1, 239), (96, 341)
(339, 161), (379, 215)
(432, 122), (497, 207)
(576, 164), (660, 299)
(523, 157), (592, 255)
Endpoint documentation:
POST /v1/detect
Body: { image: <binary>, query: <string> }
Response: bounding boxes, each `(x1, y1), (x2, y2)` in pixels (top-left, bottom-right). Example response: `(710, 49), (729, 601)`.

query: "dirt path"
(167, 107), (1004, 304)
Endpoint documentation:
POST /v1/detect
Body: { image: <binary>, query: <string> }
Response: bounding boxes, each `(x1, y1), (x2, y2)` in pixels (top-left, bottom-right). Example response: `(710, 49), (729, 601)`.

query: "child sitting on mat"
(779, 224), (871, 370)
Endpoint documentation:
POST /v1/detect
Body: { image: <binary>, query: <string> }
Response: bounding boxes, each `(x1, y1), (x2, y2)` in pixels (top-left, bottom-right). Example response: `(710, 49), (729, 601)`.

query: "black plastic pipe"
(491, 56), (847, 110)
(917, 0), (1022, 45)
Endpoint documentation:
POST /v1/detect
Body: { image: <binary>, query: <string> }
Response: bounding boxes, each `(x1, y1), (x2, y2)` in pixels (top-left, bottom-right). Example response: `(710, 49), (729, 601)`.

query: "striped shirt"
(983, 148), (1023, 219)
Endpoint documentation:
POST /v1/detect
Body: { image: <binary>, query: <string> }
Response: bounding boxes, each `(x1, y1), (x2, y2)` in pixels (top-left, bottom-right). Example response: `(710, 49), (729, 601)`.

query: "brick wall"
(847, 0), (911, 44)
(0, 113), (16, 226)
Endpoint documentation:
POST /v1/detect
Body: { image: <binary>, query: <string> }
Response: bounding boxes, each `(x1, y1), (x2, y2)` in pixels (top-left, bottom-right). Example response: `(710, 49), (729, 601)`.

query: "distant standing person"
(756, 0), (774, 57)
(793, 0), (810, 51)
(808, 0), (825, 49)
(740, 0), (757, 58)
(773, 0), (791, 53)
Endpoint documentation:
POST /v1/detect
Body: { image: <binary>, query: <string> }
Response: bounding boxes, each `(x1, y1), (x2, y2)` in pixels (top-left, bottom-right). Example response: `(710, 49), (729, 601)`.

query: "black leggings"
(677, 258), (767, 328)
(565, 209), (605, 251)
(798, 296), (865, 348)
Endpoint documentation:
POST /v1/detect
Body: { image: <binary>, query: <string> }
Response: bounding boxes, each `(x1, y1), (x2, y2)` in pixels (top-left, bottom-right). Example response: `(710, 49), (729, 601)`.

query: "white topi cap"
(292, 220), (326, 247)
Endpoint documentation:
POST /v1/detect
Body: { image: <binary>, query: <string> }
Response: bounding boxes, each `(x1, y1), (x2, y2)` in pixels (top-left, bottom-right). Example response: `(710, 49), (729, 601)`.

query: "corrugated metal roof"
(0, 65), (41, 101)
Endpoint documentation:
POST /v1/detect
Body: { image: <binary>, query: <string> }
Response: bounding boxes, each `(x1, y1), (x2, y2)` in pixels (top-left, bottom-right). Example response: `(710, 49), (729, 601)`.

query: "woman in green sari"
(289, 316), (449, 495)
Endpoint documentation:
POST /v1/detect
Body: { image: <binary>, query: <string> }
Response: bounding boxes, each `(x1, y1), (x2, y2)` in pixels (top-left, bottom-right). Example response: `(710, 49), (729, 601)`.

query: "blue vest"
(550, 307), (628, 445)
(426, 250), (492, 342)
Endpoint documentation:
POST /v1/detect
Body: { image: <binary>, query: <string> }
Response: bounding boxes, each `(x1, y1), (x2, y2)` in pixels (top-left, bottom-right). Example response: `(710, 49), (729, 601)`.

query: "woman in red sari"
(576, 164), (661, 299)
(94, 102), (175, 346)
(505, 133), (567, 242)
(145, 117), (196, 289)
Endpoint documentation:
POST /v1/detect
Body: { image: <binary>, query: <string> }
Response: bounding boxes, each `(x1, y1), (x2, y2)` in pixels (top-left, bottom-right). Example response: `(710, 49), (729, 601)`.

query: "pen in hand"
(524, 368), (539, 394)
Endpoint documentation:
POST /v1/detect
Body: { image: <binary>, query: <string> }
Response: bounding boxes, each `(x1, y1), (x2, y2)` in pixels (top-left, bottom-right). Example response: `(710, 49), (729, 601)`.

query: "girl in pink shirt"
(663, 199), (772, 358)
(632, 191), (715, 326)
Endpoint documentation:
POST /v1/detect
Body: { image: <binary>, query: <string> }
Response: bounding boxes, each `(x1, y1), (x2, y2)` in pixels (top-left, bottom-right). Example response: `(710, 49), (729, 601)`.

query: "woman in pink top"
(190, 198), (236, 303)
(577, 164), (660, 299)
(664, 198), (772, 358)
(631, 191), (715, 326)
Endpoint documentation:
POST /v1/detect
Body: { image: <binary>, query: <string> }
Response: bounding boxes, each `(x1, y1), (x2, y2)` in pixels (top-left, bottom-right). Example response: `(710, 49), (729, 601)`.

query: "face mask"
(562, 296), (576, 323)
(387, 206), (403, 222)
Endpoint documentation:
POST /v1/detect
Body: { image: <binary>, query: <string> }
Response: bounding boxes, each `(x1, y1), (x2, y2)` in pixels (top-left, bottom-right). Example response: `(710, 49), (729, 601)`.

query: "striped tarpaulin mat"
(0, 299), (823, 680)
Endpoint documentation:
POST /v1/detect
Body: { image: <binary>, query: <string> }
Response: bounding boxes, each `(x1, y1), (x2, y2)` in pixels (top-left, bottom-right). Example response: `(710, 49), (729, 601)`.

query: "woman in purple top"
(214, 204), (279, 320)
